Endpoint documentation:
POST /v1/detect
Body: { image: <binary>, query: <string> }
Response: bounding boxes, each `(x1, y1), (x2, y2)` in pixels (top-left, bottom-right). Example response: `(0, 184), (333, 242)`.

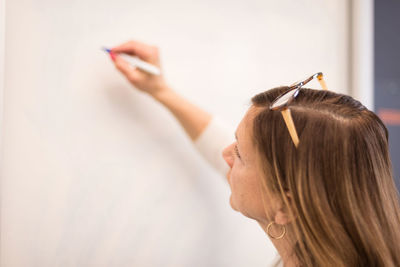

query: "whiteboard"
(1, 0), (349, 266)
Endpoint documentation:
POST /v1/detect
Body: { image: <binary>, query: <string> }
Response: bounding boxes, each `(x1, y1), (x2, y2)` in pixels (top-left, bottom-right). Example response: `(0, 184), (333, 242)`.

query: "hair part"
(250, 87), (400, 266)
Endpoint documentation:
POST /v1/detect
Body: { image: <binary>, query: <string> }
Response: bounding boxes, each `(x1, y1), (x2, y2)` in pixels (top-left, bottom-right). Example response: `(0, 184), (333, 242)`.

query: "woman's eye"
(234, 144), (241, 159)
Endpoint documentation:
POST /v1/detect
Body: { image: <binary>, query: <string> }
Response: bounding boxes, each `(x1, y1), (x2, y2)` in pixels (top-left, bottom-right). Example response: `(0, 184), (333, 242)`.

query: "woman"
(108, 40), (400, 266)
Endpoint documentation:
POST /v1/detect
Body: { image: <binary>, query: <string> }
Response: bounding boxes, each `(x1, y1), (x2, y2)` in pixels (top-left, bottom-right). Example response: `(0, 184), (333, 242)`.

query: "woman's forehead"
(236, 107), (262, 153)
(239, 106), (262, 134)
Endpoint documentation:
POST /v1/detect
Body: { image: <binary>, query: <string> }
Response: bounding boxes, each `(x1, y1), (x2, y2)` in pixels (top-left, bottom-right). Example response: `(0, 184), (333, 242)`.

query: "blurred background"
(0, 0), (398, 266)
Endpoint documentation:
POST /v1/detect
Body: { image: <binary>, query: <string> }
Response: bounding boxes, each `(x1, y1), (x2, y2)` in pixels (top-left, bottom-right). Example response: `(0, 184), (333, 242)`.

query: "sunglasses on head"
(269, 72), (328, 147)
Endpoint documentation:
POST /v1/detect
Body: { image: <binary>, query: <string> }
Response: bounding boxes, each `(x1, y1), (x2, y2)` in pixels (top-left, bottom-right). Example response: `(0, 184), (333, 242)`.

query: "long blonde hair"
(250, 87), (400, 266)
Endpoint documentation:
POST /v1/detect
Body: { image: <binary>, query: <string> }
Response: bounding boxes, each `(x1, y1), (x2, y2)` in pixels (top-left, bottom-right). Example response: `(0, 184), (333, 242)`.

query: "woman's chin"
(229, 195), (238, 211)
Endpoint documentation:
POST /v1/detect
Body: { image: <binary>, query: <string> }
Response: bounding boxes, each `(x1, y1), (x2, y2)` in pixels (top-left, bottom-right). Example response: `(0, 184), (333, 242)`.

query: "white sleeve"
(193, 116), (235, 177)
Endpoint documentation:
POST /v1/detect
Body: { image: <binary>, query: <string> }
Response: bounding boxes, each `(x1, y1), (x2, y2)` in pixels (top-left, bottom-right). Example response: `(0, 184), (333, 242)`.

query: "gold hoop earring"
(266, 221), (286, 239)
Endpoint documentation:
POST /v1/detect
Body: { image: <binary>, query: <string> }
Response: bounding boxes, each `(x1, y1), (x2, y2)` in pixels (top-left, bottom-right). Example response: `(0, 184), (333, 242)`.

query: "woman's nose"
(222, 143), (234, 169)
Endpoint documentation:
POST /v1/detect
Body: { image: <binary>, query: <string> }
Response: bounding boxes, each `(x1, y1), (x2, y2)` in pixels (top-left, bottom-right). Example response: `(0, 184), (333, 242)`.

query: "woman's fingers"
(111, 40), (140, 55)
(109, 40), (166, 96)
(113, 54), (140, 83)
(111, 40), (158, 63)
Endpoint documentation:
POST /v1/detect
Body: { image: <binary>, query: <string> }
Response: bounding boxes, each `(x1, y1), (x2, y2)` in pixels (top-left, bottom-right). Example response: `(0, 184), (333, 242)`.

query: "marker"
(102, 47), (161, 76)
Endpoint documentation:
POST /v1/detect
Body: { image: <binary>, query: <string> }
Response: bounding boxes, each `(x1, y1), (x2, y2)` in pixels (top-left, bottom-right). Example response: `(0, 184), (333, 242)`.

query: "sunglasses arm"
(281, 108), (300, 147)
(318, 78), (328, 90)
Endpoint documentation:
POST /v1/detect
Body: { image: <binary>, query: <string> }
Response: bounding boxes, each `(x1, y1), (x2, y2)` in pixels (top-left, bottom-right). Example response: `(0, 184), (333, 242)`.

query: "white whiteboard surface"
(1, 0), (349, 266)
(351, 0), (374, 110)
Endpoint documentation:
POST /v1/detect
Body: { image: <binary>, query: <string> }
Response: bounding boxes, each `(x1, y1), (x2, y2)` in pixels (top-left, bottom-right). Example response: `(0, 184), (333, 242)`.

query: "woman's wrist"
(151, 83), (176, 104)
(150, 83), (212, 141)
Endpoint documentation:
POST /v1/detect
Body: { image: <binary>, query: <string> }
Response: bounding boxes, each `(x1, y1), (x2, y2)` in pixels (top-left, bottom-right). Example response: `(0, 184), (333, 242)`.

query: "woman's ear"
(274, 192), (296, 225)
(274, 210), (291, 225)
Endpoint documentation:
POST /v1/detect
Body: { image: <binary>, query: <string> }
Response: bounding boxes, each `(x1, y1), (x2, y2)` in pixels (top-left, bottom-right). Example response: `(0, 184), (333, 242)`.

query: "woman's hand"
(110, 40), (169, 97)
(110, 39), (212, 142)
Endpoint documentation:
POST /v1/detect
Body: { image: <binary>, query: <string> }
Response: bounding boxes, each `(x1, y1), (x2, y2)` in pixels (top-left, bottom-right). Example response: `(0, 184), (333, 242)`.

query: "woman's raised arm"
(110, 40), (212, 142)
(109, 40), (232, 176)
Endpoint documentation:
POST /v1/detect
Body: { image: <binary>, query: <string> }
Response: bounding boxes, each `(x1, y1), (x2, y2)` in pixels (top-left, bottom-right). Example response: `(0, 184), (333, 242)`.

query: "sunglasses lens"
(271, 89), (299, 109)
